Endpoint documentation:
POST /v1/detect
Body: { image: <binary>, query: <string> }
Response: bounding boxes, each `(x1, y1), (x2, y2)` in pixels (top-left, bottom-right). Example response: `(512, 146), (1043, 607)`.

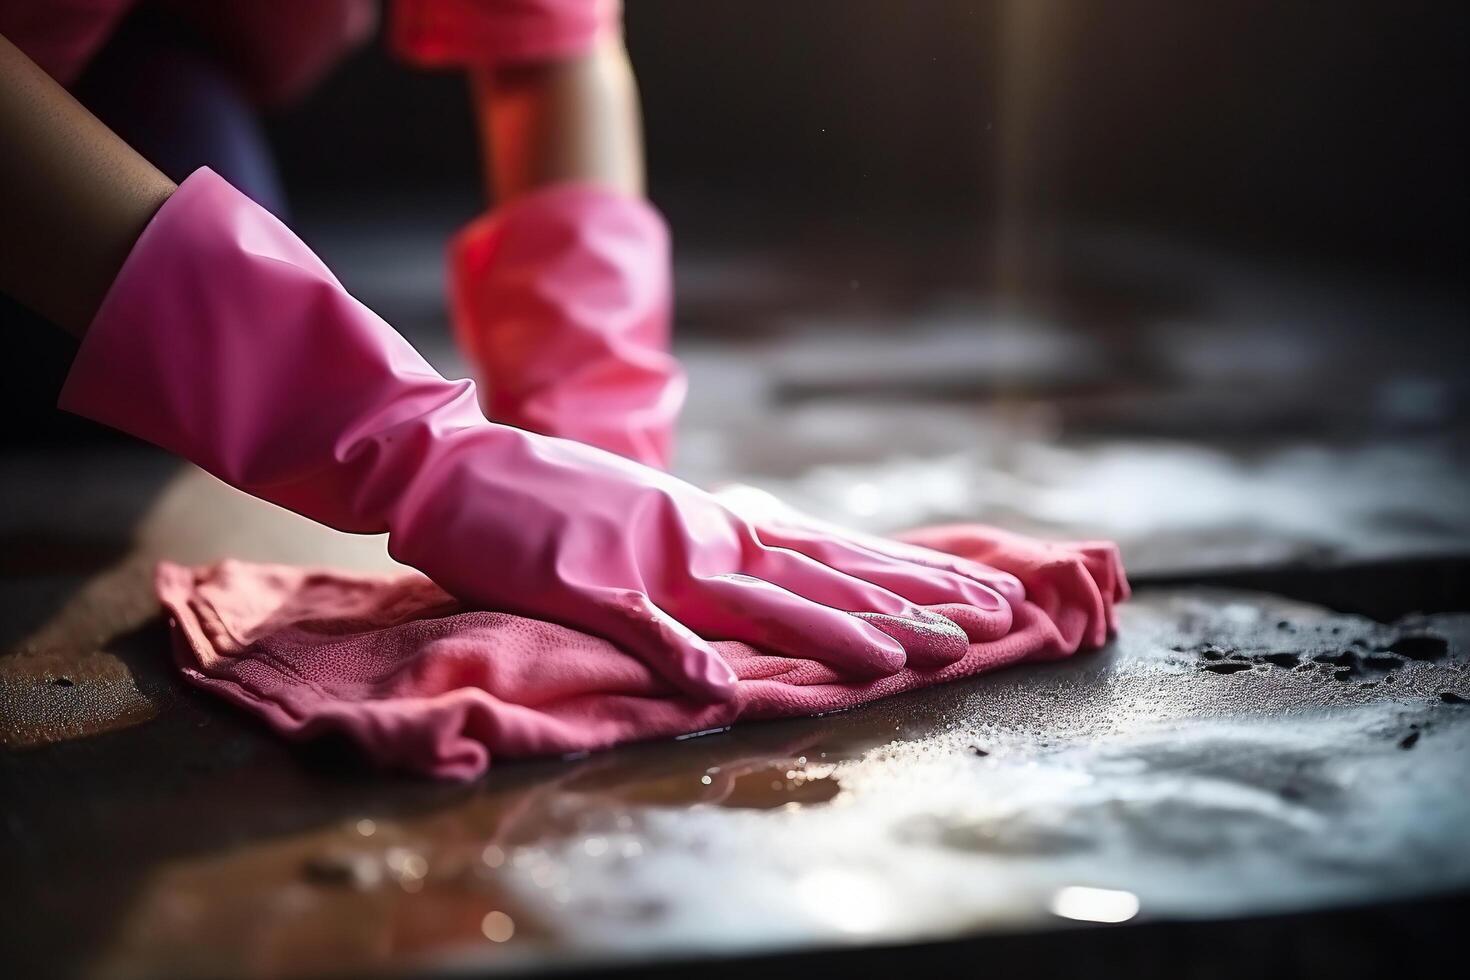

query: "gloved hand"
(895, 524), (1129, 652)
(451, 184), (682, 467)
(395, 2), (678, 467)
(62, 169), (1017, 701)
(713, 486), (1127, 650)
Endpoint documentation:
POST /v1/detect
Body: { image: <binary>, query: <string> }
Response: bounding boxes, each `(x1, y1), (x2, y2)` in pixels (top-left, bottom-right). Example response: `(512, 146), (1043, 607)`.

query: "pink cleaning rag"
(156, 526), (1128, 780)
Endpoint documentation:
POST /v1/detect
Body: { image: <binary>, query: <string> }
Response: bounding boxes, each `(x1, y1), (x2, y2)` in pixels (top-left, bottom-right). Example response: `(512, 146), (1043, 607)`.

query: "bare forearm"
(470, 34), (645, 203)
(0, 33), (175, 337)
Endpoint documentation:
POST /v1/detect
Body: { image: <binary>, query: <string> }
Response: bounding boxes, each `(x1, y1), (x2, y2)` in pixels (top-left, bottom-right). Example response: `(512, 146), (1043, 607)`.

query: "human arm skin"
(470, 31), (644, 203)
(0, 33), (175, 338)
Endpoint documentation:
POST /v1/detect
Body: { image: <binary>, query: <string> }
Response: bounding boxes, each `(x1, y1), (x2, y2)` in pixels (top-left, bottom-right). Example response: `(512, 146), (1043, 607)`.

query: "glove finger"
(752, 524), (1013, 640)
(681, 572), (916, 676)
(589, 588), (738, 702)
(738, 542), (971, 663)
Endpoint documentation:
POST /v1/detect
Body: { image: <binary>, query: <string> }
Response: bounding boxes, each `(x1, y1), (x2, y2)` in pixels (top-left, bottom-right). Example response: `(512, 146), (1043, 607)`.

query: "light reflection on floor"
(90, 592), (1469, 976)
(3, 223), (1468, 977)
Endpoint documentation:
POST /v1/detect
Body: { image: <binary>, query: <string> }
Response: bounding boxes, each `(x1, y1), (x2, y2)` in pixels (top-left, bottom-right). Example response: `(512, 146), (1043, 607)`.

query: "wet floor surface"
(2, 225), (1468, 977)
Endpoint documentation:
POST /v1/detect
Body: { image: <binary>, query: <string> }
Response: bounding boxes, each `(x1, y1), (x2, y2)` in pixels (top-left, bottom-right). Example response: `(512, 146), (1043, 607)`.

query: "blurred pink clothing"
(157, 527), (1128, 780)
(391, 0), (618, 67)
(0, 0), (134, 86)
(0, 0), (609, 96)
(0, 1), (374, 102)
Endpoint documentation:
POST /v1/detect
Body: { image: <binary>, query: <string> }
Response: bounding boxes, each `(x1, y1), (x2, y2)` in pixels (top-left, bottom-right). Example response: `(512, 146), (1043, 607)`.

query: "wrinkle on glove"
(157, 528), (1127, 781)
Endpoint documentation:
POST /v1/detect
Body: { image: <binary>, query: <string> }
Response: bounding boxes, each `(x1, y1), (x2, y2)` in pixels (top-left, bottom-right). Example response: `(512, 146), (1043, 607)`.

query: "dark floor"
(2, 215), (1467, 979)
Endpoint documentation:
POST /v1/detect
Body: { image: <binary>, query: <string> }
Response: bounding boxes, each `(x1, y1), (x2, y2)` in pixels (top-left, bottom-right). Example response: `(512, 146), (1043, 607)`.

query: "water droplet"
(1048, 886), (1139, 923)
(481, 910), (515, 942)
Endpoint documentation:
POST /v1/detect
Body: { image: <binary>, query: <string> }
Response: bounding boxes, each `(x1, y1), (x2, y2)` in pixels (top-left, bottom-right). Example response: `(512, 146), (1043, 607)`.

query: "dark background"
(268, 0), (1468, 279)
(5, 8), (1470, 976)
(4, 0), (1466, 447)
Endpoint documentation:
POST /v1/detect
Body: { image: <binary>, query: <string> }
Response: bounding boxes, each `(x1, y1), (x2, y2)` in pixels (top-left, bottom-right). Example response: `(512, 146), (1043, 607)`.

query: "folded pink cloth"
(157, 526), (1128, 780)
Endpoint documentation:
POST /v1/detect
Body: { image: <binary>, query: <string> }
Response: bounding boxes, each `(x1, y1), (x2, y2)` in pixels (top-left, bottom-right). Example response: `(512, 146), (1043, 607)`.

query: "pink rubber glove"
(714, 485), (1027, 601)
(451, 184), (683, 467)
(895, 525), (1130, 651)
(713, 499), (1127, 652)
(61, 169), (1018, 701)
